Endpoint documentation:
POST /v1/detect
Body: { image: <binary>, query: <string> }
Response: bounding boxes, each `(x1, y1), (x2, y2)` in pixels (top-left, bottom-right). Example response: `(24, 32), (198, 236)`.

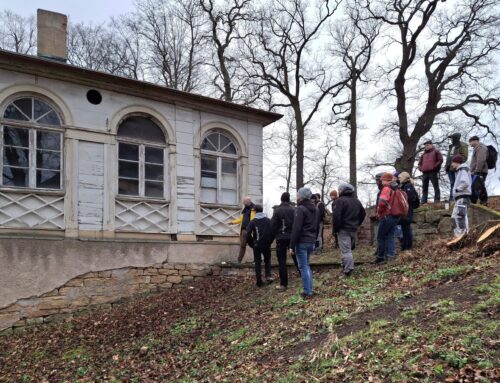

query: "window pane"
(13, 98), (32, 119)
(117, 116), (165, 143)
(201, 135), (217, 151)
(201, 172), (217, 188)
(221, 173), (237, 189)
(37, 110), (61, 126)
(118, 143), (139, 161)
(4, 126), (29, 147)
(119, 179), (139, 195)
(200, 187), (217, 204)
(221, 189), (237, 205)
(37, 150), (61, 170)
(34, 98), (52, 120)
(201, 156), (216, 172)
(145, 181), (163, 198)
(221, 158), (237, 174)
(37, 170), (60, 189)
(145, 164), (163, 181)
(119, 160), (139, 178)
(4, 147), (29, 167)
(37, 131), (61, 150)
(3, 104), (29, 121)
(221, 143), (237, 154)
(145, 147), (163, 164)
(2, 166), (29, 187)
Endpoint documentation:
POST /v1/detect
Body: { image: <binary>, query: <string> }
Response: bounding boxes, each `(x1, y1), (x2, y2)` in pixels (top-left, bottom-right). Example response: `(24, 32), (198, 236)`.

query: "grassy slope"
(0, 240), (498, 383)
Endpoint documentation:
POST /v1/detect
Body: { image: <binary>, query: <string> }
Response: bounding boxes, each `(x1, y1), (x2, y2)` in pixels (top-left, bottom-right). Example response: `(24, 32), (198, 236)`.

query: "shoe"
(373, 258), (386, 264)
(266, 277), (274, 284)
(344, 270), (353, 277)
(275, 285), (287, 291)
(256, 281), (264, 287)
(301, 293), (314, 300)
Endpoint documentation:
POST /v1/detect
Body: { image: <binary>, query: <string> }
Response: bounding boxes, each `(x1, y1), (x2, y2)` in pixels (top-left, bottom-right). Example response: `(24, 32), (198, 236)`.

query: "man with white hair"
(289, 187), (319, 299)
(230, 196), (256, 263)
(332, 183), (366, 276)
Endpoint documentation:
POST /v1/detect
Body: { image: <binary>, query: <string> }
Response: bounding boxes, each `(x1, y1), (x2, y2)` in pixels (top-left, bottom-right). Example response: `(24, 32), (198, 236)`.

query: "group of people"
(228, 133), (496, 298)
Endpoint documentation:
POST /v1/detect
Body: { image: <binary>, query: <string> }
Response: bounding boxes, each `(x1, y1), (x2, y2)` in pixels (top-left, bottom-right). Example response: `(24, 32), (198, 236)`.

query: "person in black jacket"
(332, 183), (366, 276)
(312, 193), (326, 253)
(290, 187), (319, 298)
(398, 172), (418, 251)
(246, 204), (274, 287)
(271, 192), (299, 290)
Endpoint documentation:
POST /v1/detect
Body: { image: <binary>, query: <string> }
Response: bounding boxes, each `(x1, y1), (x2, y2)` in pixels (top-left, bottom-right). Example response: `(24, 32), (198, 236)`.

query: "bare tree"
(243, 0), (346, 189)
(329, 2), (379, 189)
(133, 0), (207, 92)
(366, 0), (500, 172)
(0, 10), (36, 54)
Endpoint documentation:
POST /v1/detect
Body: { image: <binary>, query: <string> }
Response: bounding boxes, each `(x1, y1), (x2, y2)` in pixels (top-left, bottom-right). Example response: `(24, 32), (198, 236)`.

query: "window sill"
(0, 186), (64, 196)
(200, 203), (240, 209)
(115, 195), (170, 204)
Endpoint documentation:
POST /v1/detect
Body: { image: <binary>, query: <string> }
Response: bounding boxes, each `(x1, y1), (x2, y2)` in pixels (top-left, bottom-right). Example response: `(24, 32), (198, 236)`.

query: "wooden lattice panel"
(199, 205), (240, 235)
(115, 199), (169, 233)
(0, 191), (64, 229)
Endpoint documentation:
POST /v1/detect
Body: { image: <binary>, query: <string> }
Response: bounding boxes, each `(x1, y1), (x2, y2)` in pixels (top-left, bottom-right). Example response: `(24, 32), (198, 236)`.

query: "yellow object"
(230, 208), (256, 229)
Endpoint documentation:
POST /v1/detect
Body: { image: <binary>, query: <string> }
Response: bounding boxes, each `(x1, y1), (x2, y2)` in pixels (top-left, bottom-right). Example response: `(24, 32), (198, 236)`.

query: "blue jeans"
(295, 242), (314, 295)
(377, 216), (399, 260)
(447, 171), (456, 201)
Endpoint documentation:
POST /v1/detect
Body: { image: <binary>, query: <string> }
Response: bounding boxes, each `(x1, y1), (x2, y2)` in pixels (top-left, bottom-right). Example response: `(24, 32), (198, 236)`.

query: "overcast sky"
(2, 0), (135, 23)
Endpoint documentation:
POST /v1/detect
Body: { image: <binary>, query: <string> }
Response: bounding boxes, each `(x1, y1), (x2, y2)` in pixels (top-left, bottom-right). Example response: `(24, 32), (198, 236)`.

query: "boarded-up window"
(117, 116), (167, 198)
(1, 97), (63, 189)
(200, 132), (238, 205)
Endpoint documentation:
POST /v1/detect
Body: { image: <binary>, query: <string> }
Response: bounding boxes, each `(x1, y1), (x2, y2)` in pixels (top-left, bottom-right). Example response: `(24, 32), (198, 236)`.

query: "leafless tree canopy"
(0, 10), (36, 54)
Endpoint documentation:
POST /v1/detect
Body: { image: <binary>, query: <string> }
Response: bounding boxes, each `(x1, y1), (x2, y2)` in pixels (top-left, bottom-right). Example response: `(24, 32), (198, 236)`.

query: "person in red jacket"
(418, 140), (443, 203)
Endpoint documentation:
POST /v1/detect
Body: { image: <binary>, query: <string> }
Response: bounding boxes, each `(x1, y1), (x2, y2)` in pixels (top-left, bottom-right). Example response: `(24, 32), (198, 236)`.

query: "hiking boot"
(265, 277), (275, 284)
(373, 258), (386, 265)
(344, 270), (353, 277)
(256, 281), (264, 288)
(301, 292), (314, 300)
(275, 285), (287, 291)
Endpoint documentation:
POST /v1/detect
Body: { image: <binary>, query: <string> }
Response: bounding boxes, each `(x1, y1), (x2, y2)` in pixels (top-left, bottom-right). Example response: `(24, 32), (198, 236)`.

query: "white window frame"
(0, 96), (64, 191)
(117, 137), (168, 200)
(200, 132), (239, 205)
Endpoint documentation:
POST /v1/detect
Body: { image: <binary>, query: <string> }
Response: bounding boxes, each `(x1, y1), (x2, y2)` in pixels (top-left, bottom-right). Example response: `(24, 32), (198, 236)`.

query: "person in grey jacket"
(450, 155), (471, 237)
(469, 136), (488, 205)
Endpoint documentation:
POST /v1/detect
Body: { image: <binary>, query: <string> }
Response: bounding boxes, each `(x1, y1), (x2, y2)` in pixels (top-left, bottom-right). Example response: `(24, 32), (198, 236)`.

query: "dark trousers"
(275, 238), (299, 287)
(400, 211), (413, 250)
(422, 171), (440, 203)
(237, 229), (247, 262)
(447, 171), (456, 201)
(471, 173), (488, 204)
(253, 246), (272, 285)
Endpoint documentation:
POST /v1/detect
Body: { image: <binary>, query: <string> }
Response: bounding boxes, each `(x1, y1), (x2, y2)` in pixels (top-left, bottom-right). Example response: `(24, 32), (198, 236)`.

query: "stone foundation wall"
(0, 262), (222, 332)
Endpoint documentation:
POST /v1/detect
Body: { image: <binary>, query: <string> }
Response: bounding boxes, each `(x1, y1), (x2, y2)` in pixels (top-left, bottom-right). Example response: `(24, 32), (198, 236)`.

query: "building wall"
(0, 69), (264, 316)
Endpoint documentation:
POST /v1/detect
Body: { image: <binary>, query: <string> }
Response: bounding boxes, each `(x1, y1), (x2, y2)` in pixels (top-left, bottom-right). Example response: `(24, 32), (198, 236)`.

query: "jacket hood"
(338, 182), (355, 196)
(450, 133), (461, 145)
(300, 198), (317, 213)
(254, 212), (266, 219)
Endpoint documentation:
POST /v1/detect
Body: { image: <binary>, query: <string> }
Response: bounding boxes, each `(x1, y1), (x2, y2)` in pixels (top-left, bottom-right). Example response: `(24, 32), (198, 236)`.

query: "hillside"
(0, 235), (498, 383)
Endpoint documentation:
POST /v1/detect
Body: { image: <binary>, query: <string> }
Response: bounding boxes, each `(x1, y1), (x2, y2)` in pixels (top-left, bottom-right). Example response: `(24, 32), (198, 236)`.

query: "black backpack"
(486, 145), (498, 169)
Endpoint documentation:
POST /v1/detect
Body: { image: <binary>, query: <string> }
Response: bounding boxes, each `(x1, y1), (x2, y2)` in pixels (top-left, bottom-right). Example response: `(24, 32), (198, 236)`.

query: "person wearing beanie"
(398, 171), (419, 251)
(290, 187), (319, 299)
(445, 133), (468, 201)
(375, 172), (400, 263)
(246, 205), (274, 287)
(468, 136), (489, 205)
(418, 140), (443, 203)
(332, 182), (366, 276)
(271, 192), (299, 290)
(450, 154), (471, 237)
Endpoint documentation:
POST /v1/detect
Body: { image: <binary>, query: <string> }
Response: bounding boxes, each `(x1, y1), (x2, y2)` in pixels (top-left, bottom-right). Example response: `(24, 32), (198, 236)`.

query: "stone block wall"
(0, 262), (221, 333)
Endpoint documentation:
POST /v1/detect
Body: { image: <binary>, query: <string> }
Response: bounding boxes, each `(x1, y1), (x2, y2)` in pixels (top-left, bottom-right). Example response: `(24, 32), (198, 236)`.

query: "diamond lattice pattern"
(115, 199), (169, 232)
(0, 192), (64, 229)
(199, 206), (240, 235)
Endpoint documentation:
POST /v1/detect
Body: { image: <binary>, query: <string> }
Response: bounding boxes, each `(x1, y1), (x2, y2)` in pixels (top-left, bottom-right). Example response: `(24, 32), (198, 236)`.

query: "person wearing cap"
(290, 187), (319, 299)
(375, 172), (400, 263)
(229, 196), (256, 263)
(398, 172), (419, 250)
(271, 192), (299, 290)
(469, 136), (489, 205)
(445, 133), (468, 201)
(329, 189), (339, 249)
(450, 154), (471, 237)
(332, 183), (366, 276)
(418, 140), (443, 204)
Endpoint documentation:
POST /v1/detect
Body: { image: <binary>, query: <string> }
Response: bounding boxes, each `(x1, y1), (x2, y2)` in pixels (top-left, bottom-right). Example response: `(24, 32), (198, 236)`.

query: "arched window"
(1, 96), (63, 189)
(200, 131), (238, 205)
(117, 116), (167, 198)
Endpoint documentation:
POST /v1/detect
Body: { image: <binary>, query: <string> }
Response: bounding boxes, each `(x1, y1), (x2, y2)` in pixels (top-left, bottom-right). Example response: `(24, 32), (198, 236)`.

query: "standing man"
(445, 133), (468, 201)
(329, 189), (339, 249)
(290, 187), (319, 299)
(418, 140), (443, 204)
(230, 196), (255, 263)
(246, 205), (273, 287)
(469, 136), (489, 205)
(375, 173), (400, 263)
(271, 192), (298, 290)
(312, 193), (326, 253)
(332, 183), (366, 276)
(398, 172), (419, 251)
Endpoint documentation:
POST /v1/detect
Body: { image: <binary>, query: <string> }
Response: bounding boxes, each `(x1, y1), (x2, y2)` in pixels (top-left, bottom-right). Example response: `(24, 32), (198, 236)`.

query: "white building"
(0, 10), (281, 330)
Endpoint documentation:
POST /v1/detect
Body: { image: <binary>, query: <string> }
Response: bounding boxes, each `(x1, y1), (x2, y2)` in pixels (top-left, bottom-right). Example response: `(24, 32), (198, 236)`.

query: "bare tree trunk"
(349, 71), (357, 189)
